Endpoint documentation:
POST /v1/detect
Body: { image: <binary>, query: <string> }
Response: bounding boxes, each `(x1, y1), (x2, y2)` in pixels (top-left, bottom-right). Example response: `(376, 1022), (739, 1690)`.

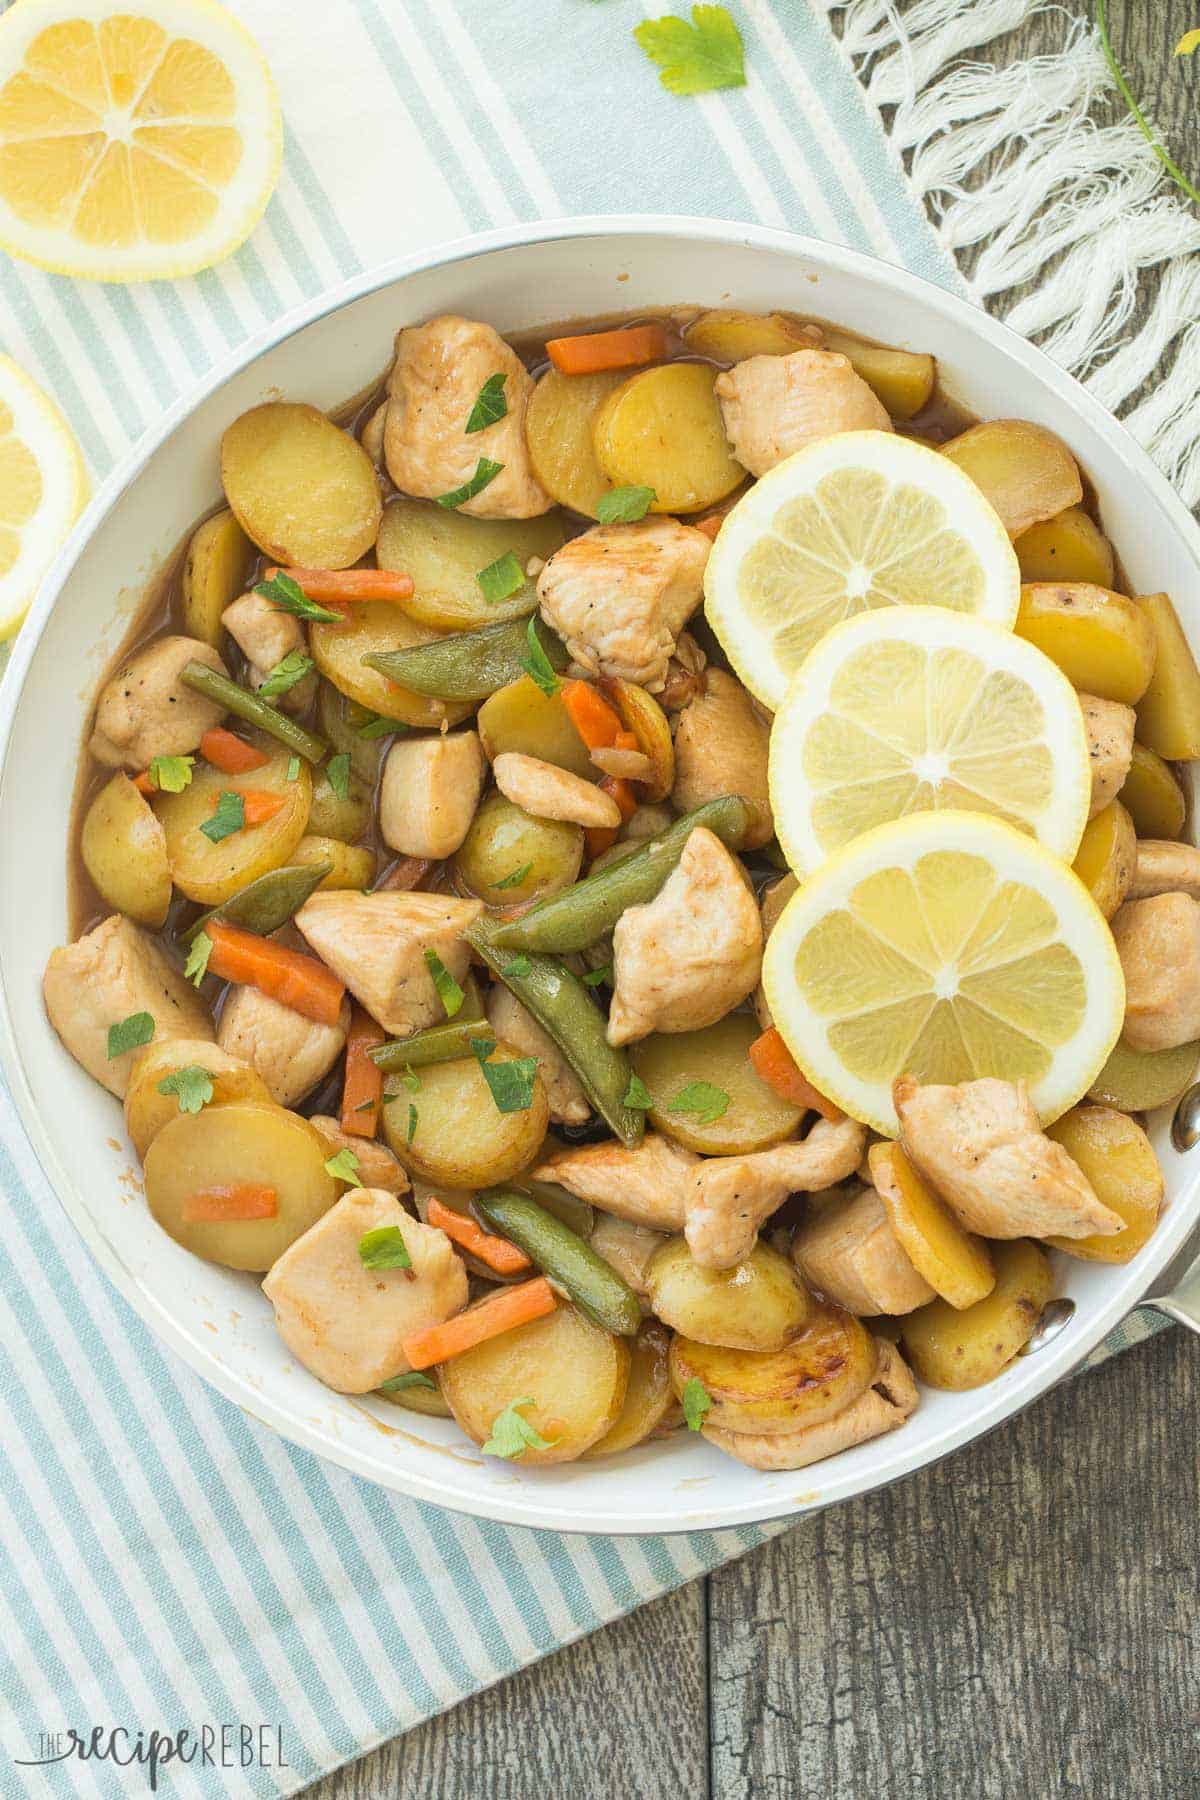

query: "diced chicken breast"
(295, 891), (482, 1038)
(492, 752), (620, 830)
(894, 1074), (1121, 1239)
(379, 731), (487, 859)
(792, 1185), (934, 1315)
(384, 315), (551, 518)
(684, 1117), (867, 1269)
(308, 1116), (412, 1197)
(536, 518), (710, 692)
(588, 1214), (669, 1301)
(218, 986), (350, 1107)
(1128, 840), (1200, 902)
(671, 669), (773, 850)
(532, 1133), (700, 1232)
(714, 348), (892, 478)
(1080, 693), (1135, 819)
(704, 1339), (917, 1471)
(360, 399), (388, 469)
(43, 914), (214, 1097)
(263, 1188), (467, 1393)
(1111, 892), (1200, 1052)
(485, 984), (589, 1125)
(221, 591), (316, 715)
(89, 636), (228, 770)
(608, 827), (762, 1045)
(754, 873), (799, 1032)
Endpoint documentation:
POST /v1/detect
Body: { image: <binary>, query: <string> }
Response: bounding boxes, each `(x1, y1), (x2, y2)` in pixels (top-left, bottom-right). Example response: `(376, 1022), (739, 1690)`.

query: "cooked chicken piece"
(295, 891), (482, 1038)
(384, 315), (551, 519)
(221, 591), (316, 716)
(263, 1188), (467, 1394)
(589, 744), (654, 783)
(532, 1133), (700, 1232)
(793, 1185), (934, 1315)
(754, 873), (799, 1031)
(659, 629), (707, 712)
(218, 986), (350, 1107)
(608, 827), (761, 1045)
(536, 518), (710, 692)
(714, 348), (892, 478)
(704, 1339), (916, 1471)
(485, 984), (589, 1126)
(893, 1074), (1121, 1239)
(672, 668), (773, 850)
(43, 913), (214, 1098)
(1111, 892), (1200, 1052)
(308, 1116), (412, 1197)
(492, 752), (620, 830)
(379, 731), (487, 859)
(89, 636), (228, 770)
(1128, 840), (1200, 902)
(1080, 693), (1135, 819)
(588, 1214), (669, 1301)
(360, 399), (388, 469)
(684, 1117), (867, 1269)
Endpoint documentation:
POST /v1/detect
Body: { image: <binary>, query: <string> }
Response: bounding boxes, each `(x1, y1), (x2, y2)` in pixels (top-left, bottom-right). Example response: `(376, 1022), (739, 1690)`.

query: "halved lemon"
(705, 431), (1021, 709)
(763, 811), (1124, 1136)
(770, 607), (1092, 874)
(0, 354), (87, 640)
(0, 0), (280, 281)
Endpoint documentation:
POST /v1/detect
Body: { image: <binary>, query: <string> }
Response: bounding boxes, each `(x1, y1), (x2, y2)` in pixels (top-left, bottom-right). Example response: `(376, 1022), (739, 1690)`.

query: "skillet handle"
(1145, 1250), (1200, 1336)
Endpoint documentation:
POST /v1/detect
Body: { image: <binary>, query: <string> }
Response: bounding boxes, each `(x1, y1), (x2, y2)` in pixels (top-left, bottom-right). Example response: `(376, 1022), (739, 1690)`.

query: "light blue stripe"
(261, 183), (325, 301)
(102, 286), (178, 411)
(282, 134), (363, 280)
(192, 267), (248, 350)
(0, 261), (114, 473)
(231, 235), (286, 323)
(150, 281), (214, 380)
(43, 276), (147, 442)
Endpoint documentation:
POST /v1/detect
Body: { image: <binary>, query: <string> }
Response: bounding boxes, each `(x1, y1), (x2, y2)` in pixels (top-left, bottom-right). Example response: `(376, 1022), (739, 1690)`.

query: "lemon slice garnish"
(0, 354), (87, 641)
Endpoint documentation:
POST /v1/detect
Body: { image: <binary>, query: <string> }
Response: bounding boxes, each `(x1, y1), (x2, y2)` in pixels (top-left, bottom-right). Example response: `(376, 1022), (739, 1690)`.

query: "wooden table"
(317, 6), (1200, 1792)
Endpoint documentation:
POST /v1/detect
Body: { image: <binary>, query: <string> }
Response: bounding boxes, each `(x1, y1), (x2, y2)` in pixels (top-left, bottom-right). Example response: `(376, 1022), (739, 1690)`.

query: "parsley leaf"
(493, 862), (532, 891)
(148, 753), (194, 793)
(106, 1011), (155, 1060)
(286, 756), (301, 783)
(325, 753), (351, 802)
(185, 931), (213, 987)
(200, 789), (245, 843)
(358, 1224), (412, 1270)
(378, 1370), (437, 1395)
(356, 712), (400, 740)
(255, 570), (342, 624)
(353, 1098), (376, 1113)
(502, 954), (532, 979)
(633, 4), (746, 96)
(470, 1037), (538, 1114)
(481, 1396), (556, 1460)
(596, 484), (656, 524)
(156, 1064), (215, 1115)
(465, 372), (508, 434)
(258, 648), (314, 699)
(582, 964), (612, 988)
(324, 1147), (361, 1184)
(436, 457), (504, 510)
(682, 1376), (712, 1432)
(401, 1064), (421, 1093)
(476, 551), (527, 605)
(670, 1080), (729, 1125)
(623, 1073), (654, 1111)
(424, 949), (465, 1017)
(407, 1102), (418, 1147)
(519, 615), (560, 697)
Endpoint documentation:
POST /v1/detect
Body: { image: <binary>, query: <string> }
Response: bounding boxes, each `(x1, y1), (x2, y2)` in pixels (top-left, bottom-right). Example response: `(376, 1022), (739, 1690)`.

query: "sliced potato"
(381, 1046), (549, 1188)
(583, 1320), (674, 1457)
(631, 1013), (803, 1156)
(669, 1302), (877, 1436)
(901, 1240), (1054, 1390)
(1088, 1034), (1200, 1113)
(316, 682), (390, 785)
(154, 736), (311, 907)
(646, 1237), (811, 1351)
(220, 402), (382, 569)
(377, 1379), (454, 1419)
(1071, 799), (1136, 920)
(376, 496), (566, 632)
(869, 1141), (995, 1310)
(144, 1101), (337, 1271)
(601, 677), (674, 801)
(440, 1301), (630, 1464)
(593, 362), (744, 514)
(1118, 742), (1186, 841)
(293, 834), (374, 890)
(306, 763), (372, 842)
(81, 772), (172, 928)
(476, 676), (593, 780)
(180, 508), (254, 646)
(1015, 505), (1115, 588)
(941, 420), (1083, 539)
(1045, 1104), (1164, 1263)
(684, 309), (814, 363)
(525, 367), (628, 518)
(1015, 583), (1158, 704)
(817, 327), (936, 421)
(124, 1037), (271, 1159)
(1135, 592), (1200, 760)
(454, 792), (583, 907)
(310, 601), (473, 729)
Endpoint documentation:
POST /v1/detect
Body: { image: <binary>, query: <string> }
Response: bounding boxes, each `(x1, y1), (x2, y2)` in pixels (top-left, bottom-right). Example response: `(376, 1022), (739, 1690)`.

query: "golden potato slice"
(593, 362), (744, 514)
(1071, 799), (1136, 920)
(144, 1101), (337, 1271)
(375, 496), (566, 632)
(1135, 592), (1200, 759)
(602, 677), (674, 801)
(1015, 505), (1115, 588)
(81, 772), (172, 928)
(124, 1037), (272, 1159)
(476, 676), (593, 780)
(646, 1237), (811, 1351)
(309, 601), (473, 729)
(180, 508), (254, 647)
(1118, 742), (1186, 841)
(1045, 1104), (1164, 1263)
(868, 1142), (995, 1310)
(525, 368), (628, 518)
(293, 834), (374, 890)
(381, 1046), (549, 1188)
(1015, 583), (1158, 704)
(1088, 1034), (1200, 1113)
(377, 1379), (454, 1419)
(583, 1319), (674, 1457)
(941, 420), (1083, 539)
(631, 1014), (803, 1156)
(220, 402), (382, 569)
(684, 309), (814, 363)
(818, 327), (936, 421)
(901, 1240), (1054, 1390)
(306, 764), (372, 843)
(669, 1302), (877, 1436)
(154, 736), (311, 906)
(440, 1302), (630, 1464)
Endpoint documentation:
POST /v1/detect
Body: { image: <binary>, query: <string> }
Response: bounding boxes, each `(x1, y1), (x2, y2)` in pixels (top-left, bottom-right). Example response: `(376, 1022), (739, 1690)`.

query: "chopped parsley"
(356, 712), (400, 740)
(325, 753), (351, 802)
(596, 484), (656, 524)
(106, 1011), (155, 1060)
(358, 1224), (412, 1270)
(185, 931), (213, 987)
(582, 964), (612, 988)
(470, 1037), (538, 1114)
(465, 372), (508, 434)
(623, 1073), (654, 1111)
(156, 1065), (214, 1115)
(378, 1370), (437, 1395)
(502, 954), (532, 979)
(493, 862), (532, 891)
(400, 1064), (421, 1093)
(285, 756), (301, 783)
(258, 649), (314, 699)
(324, 1147), (361, 1184)
(670, 1080), (729, 1126)
(406, 1102), (418, 1147)
(634, 5), (746, 96)
(682, 1377), (712, 1432)
(435, 456), (504, 510)
(147, 753), (194, 793)
(200, 789), (245, 843)
(481, 1396), (556, 1460)
(255, 570), (342, 624)
(519, 615), (560, 698)
(424, 949), (465, 1017)
(476, 551), (526, 604)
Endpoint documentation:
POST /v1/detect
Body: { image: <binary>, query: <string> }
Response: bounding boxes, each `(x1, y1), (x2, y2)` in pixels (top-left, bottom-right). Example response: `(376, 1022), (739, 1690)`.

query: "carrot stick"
(613, 728), (640, 753)
(340, 1005), (385, 1138)
(545, 323), (667, 376)
(200, 726), (270, 774)
(693, 512), (725, 542)
(234, 790), (286, 828)
(133, 771), (155, 796)
(561, 678), (624, 751)
(265, 566), (415, 603)
(182, 1183), (278, 1224)
(585, 774), (639, 860)
(749, 1027), (845, 1121)
(427, 1198), (532, 1277)
(402, 1277), (556, 1369)
(204, 920), (346, 1027)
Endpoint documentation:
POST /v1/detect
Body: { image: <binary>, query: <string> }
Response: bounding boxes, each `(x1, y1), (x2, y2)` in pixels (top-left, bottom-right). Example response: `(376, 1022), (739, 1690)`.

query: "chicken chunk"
(792, 1185), (934, 1315)
(754, 873), (799, 1032)
(221, 591), (316, 715)
(43, 913), (214, 1097)
(536, 518), (710, 692)
(532, 1133), (700, 1232)
(263, 1188), (467, 1394)
(1111, 892), (1200, 1052)
(608, 827), (761, 1046)
(308, 1116), (412, 1197)
(492, 752), (620, 830)
(379, 731), (486, 859)
(89, 636), (228, 770)
(485, 984), (589, 1126)
(360, 399), (388, 469)
(683, 1117), (867, 1269)
(1080, 693), (1135, 818)
(295, 891), (482, 1037)
(588, 1214), (669, 1301)
(894, 1074), (1121, 1239)
(384, 315), (551, 519)
(671, 668), (772, 850)
(218, 986), (350, 1107)
(704, 1339), (917, 1471)
(1128, 840), (1200, 902)
(714, 348), (892, 478)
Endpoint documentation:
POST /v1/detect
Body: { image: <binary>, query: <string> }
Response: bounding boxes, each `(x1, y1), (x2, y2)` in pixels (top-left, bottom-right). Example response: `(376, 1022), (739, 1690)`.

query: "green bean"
(362, 616), (568, 702)
(370, 979), (487, 1071)
(469, 926), (643, 1147)
(181, 661), (327, 763)
(476, 1189), (641, 1337)
(487, 796), (753, 954)
(517, 1177), (594, 1240)
(182, 861), (332, 946)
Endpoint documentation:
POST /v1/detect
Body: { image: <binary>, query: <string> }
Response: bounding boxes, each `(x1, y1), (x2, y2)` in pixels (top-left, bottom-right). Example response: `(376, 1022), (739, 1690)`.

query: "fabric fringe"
(821, 0), (1200, 506)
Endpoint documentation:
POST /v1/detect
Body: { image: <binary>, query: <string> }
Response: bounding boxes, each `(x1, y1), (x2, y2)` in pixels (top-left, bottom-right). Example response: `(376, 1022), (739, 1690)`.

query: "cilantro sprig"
(147, 754), (194, 793)
(258, 649), (315, 700)
(106, 1012), (154, 1060)
(596, 484), (656, 524)
(156, 1065), (214, 1115)
(670, 1080), (729, 1126)
(634, 5), (746, 97)
(470, 1038), (538, 1114)
(436, 457), (504, 510)
(519, 616), (560, 698)
(481, 1397), (557, 1460)
(465, 372), (508, 434)
(255, 571), (342, 625)
(358, 1225), (412, 1270)
(424, 949), (465, 1017)
(324, 1147), (361, 1184)
(682, 1377), (712, 1432)
(200, 790), (245, 843)
(185, 931), (213, 987)
(476, 550), (527, 604)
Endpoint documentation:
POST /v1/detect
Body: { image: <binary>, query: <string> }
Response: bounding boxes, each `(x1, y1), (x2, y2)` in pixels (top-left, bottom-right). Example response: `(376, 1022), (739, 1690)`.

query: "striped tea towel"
(0, 1), (1195, 1793)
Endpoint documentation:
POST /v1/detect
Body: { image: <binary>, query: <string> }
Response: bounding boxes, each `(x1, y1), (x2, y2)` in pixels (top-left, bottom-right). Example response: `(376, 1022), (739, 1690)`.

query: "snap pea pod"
(181, 860), (332, 946)
(517, 1177), (594, 1240)
(487, 796), (753, 954)
(362, 616), (568, 702)
(369, 978), (487, 1071)
(476, 1189), (641, 1337)
(469, 926), (643, 1147)
(181, 661), (328, 764)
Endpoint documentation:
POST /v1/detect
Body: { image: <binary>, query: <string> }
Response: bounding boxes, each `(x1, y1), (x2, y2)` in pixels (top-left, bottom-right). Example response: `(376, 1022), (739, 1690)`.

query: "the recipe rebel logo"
(13, 1722), (289, 1790)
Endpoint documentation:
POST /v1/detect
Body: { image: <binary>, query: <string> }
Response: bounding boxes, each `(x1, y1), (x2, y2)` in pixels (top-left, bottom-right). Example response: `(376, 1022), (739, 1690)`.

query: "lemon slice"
(705, 431), (1021, 709)
(0, 354), (87, 640)
(0, 0), (280, 281)
(770, 607), (1092, 874)
(763, 811), (1124, 1135)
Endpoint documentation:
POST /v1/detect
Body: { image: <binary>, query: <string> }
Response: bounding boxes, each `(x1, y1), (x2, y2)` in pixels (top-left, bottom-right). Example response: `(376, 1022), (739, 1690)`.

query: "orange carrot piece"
(585, 775), (639, 860)
(204, 920), (346, 1027)
(201, 727), (270, 774)
(427, 1198), (532, 1277)
(613, 728), (640, 753)
(266, 566), (415, 603)
(561, 678), (624, 751)
(694, 512), (725, 542)
(545, 323), (667, 376)
(749, 1027), (845, 1121)
(182, 1183), (278, 1224)
(233, 790), (286, 828)
(341, 1005), (385, 1138)
(402, 1277), (556, 1369)
(133, 771), (155, 796)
